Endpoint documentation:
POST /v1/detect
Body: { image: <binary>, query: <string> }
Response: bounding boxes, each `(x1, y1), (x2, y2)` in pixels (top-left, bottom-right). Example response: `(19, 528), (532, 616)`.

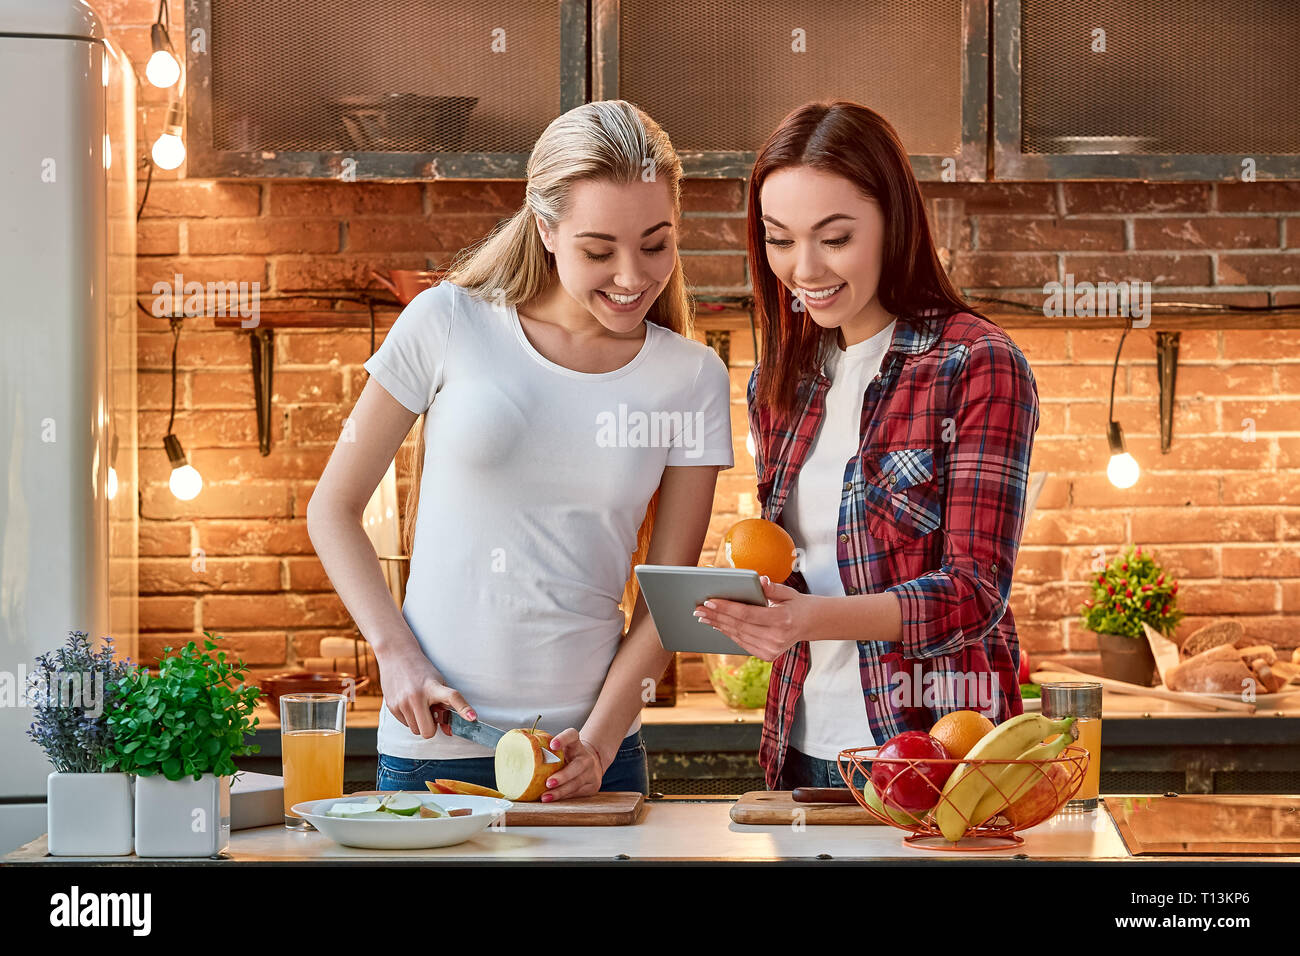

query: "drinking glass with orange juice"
(1040, 681), (1102, 811)
(281, 693), (346, 829)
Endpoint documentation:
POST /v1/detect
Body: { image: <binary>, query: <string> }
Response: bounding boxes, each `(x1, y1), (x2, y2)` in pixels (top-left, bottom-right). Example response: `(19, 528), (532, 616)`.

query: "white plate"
(1020, 696), (1041, 712)
(291, 793), (513, 849)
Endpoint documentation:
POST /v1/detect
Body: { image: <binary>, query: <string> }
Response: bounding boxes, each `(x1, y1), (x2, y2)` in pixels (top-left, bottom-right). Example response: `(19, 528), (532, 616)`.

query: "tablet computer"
(633, 564), (768, 655)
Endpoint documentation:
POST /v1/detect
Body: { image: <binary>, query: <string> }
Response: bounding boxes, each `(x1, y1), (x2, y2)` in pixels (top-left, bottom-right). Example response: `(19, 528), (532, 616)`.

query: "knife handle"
(791, 786), (857, 804)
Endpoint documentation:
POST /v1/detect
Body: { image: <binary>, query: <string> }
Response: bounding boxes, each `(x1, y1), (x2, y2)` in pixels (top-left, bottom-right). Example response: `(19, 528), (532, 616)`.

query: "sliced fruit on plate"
(377, 793), (423, 816)
(324, 797), (381, 817)
(428, 779), (505, 799)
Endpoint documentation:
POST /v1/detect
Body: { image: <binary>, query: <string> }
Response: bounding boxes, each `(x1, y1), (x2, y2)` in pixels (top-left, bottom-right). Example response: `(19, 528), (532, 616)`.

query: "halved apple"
(494, 727), (565, 801)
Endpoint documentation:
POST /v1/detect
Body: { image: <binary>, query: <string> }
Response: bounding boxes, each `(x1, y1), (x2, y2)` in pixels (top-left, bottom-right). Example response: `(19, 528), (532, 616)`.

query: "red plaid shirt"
(749, 310), (1040, 788)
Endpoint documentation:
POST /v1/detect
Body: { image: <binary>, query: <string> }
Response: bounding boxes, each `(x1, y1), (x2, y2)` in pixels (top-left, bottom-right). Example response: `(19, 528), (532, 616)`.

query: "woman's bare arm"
(305, 378), (473, 739)
(576, 463), (721, 772)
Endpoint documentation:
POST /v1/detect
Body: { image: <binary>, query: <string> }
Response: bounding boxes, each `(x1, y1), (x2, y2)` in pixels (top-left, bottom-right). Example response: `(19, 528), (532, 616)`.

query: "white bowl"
(291, 793), (512, 849)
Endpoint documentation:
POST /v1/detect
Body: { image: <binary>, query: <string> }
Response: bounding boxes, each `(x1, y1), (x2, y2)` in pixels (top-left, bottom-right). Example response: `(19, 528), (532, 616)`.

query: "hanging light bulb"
(164, 434), (203, 500)
(145, 43), (180, 88)
(145, 4), (181, 88)
(1106, 421), (1140, 489)
(152, 102), (186, 170)
(106, 432), (120, 500)
(1103, 325), (1140, 489)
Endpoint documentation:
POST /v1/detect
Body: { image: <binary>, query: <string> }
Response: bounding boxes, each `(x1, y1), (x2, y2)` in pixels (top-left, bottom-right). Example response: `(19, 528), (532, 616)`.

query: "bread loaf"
(1249, 659), (1288, 694)
(1235, 644), (1276, 664)
(1165, 643), (1253, 693)
(1180, 621), (1245, 659)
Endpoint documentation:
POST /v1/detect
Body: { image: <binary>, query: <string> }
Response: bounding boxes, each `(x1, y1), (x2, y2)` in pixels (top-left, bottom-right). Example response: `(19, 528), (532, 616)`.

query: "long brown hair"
(399, 100), (695, 625)
(746, 100), (982, 417)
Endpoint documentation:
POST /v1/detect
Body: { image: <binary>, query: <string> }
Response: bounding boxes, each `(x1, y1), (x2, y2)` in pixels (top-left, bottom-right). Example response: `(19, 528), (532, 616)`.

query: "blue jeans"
(376, 729), (649, 795)
(775, 745), (871, 791)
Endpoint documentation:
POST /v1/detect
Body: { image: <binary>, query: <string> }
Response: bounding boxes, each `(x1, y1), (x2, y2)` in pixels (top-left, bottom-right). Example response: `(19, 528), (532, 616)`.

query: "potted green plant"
(1078, 545), (1184, 685)
(105, 633), (261, 857)
(27, 631), (136, 856)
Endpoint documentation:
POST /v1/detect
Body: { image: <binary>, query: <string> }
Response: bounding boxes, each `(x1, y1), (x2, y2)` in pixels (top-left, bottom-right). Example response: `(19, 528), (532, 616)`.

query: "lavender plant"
(26, 630), (134, 773)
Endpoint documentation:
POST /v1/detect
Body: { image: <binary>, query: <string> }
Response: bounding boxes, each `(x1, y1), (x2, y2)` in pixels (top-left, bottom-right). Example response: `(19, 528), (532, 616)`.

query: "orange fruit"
(719, 518), (797, 583)
(929, 710), (996, 759)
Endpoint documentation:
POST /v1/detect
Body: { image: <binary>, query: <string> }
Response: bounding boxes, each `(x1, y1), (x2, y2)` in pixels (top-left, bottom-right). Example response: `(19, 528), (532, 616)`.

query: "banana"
(968, 718), (1077, 827)
(933, 713), (1077, 842)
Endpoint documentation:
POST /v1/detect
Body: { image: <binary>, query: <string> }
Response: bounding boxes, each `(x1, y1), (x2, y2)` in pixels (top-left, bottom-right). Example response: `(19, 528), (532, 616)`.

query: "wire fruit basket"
(836, 744), (1091, 851)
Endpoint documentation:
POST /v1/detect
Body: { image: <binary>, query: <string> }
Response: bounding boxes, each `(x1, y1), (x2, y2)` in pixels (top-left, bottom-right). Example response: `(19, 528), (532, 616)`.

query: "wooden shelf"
(983, 310), (1300, 331)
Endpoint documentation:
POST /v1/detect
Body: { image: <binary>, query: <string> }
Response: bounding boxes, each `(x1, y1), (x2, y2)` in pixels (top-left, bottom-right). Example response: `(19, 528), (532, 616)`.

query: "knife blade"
(448, 711), (508, 748)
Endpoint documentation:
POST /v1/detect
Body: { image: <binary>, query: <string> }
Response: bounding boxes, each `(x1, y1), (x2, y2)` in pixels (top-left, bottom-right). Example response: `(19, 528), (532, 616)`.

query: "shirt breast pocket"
(860, 447), (942, 544)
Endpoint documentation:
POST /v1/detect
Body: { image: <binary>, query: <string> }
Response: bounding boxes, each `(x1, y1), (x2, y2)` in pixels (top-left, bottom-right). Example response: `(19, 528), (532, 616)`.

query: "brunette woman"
(695, 101), (1039, 790)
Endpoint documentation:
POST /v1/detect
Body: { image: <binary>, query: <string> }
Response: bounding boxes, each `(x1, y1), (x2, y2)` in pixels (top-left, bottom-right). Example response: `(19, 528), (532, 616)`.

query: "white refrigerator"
(0, 0), (138, 853)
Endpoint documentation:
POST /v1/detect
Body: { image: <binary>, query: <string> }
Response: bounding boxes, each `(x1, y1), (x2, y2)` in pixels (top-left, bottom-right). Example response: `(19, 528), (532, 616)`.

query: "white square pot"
(133, 773), (232, 857)
(47, 772), (134, 856)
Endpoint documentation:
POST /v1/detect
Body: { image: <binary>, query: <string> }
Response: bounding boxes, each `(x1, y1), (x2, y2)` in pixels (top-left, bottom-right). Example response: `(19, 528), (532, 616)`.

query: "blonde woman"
(307, 101), (734, 800)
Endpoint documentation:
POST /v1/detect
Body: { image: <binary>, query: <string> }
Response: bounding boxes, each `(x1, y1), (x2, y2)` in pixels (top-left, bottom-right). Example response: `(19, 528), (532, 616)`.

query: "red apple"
(870, 731), (954, 814)
(1018, 648), (1031, 684)
(1002, 758), (1072, 828)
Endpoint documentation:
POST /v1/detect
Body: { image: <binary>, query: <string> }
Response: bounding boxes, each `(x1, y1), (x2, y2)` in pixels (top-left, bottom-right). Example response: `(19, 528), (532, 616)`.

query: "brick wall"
(110, 3), (1300, 678)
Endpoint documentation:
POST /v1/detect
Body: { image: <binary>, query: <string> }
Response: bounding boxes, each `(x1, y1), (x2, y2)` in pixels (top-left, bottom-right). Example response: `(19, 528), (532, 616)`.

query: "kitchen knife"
(791, 786), (858, 804)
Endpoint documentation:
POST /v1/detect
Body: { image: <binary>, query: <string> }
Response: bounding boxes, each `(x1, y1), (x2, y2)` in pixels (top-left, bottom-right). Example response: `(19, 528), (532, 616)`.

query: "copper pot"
(258, 671), (368, 712)
(371, 269), (446, 305)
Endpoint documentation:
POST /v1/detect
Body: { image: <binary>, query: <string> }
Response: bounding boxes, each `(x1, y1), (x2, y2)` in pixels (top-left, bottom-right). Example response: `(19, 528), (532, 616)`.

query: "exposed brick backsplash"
(110, 4), (1300, 677)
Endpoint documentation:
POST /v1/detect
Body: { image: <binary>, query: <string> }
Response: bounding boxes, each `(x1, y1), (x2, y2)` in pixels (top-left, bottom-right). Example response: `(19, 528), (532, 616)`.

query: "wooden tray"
(730, 790), (887, 825)
(349, 790), (645, 826)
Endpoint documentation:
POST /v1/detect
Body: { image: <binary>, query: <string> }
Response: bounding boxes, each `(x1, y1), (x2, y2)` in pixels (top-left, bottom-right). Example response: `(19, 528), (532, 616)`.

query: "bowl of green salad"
(704, 653), (773, 710)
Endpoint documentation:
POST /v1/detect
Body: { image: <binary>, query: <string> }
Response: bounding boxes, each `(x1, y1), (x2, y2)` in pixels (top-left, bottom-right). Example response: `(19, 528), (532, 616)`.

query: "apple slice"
(430, 779), (505, 799)
(494, 728), (567, 801)
(378, 793), (422, 816)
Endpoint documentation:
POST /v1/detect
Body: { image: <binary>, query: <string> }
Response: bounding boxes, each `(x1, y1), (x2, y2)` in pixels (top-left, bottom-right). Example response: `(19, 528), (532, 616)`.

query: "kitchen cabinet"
(993, 0), (1300, 180)
(592, 0), (988, 180)
(184, 0), (588, 179)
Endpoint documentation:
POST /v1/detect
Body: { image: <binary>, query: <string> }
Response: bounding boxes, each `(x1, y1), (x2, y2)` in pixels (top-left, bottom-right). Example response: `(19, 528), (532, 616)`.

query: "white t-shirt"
(362, 281), (735, 758)
(786, 320), (895, 760)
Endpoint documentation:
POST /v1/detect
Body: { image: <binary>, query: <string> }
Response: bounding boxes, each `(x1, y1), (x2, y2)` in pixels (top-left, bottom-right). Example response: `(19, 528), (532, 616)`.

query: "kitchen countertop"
(6, 797), (1298, 865)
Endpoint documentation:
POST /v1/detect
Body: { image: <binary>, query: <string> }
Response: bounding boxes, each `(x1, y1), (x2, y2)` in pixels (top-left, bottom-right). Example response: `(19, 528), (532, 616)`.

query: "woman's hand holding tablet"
(692, 574), (810, 662)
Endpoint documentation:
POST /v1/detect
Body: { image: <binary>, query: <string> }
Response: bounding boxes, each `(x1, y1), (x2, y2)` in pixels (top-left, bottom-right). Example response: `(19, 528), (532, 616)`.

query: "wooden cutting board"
(349, 790), (646, 826)
(730, 790), (887, 825)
